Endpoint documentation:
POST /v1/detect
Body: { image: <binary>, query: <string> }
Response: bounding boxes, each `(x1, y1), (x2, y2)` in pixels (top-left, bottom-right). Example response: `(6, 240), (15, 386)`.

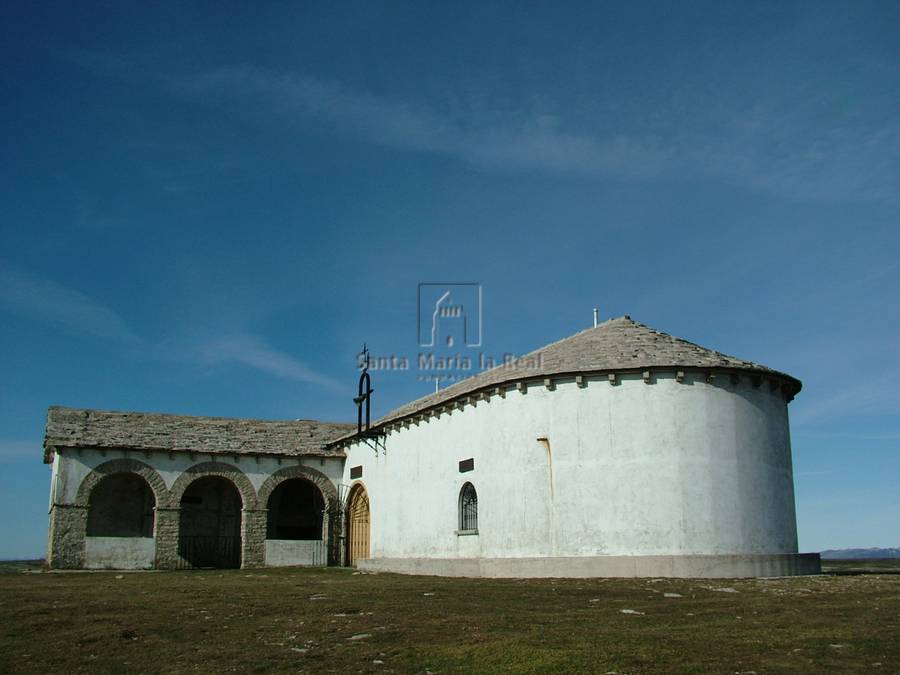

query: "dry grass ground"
(0, 563), (898, 673)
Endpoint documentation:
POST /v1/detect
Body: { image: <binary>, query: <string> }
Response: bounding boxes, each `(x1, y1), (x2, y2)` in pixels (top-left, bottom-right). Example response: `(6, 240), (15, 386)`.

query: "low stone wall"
(265, 540), (328, 567)
(358, 553), (822, 578)
(84, 536), (155, 570)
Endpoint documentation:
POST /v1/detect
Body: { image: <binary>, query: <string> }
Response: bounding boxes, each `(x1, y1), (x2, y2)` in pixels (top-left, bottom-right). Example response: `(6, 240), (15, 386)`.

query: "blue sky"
(1, 1), (898, 558)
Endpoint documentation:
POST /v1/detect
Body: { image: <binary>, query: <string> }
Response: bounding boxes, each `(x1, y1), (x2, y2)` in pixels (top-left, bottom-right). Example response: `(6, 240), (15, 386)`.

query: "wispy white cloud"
(68, 47), (900, 203)
(0, 261), (140, 342)
(186, 66), (899, 203)
(200, 333), (343, 392)
(189, 67), (670, 180)
(0, 262), (341, 393)
(0, 440), (38, 464)
(791, 371), (900, 426)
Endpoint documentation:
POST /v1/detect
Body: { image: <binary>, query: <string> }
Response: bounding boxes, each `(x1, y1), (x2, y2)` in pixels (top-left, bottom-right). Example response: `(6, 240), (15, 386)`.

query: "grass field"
(1, 563), (898, 673)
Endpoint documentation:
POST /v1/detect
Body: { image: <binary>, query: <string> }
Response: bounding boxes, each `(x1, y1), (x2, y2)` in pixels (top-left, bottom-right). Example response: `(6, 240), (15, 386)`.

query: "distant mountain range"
(820, 547), (900, 559)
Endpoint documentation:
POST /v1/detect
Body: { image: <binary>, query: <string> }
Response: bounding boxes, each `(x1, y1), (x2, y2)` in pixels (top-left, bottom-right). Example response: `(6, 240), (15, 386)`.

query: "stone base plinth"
(357, 553), (822, 578)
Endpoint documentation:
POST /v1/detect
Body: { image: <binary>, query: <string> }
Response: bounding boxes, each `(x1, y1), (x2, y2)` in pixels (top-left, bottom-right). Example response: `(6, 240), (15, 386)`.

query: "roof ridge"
(46, 406), (354, 427)
(44, 407), (354, 463)
(387, 315), (638, 412)
(513, 314), (635, 359)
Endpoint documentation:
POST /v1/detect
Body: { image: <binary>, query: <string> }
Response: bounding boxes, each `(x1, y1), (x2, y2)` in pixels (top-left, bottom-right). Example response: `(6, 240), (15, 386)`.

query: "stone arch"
(258, 465), (340, 566)
(75, 458), (167, 509)
(169, 462), (259, 510)
(257, 464), (338, 509)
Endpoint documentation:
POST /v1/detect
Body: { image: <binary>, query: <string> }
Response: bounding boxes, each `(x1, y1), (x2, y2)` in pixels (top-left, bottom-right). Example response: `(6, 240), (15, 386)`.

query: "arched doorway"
(87, 473), (155, 537)
(347, 484), (370, 567)
(178, 476), (242, 568)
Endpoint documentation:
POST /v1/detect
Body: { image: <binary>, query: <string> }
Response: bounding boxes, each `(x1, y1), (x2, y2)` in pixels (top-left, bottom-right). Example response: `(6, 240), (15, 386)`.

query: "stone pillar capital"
(50, 503), (88, 511)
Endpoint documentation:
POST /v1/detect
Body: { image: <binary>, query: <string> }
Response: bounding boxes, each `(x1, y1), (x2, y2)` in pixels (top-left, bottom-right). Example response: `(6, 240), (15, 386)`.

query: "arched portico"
(73, 459), (167, 569)
(168, 462), (259, 510)
(75, 458), (167, 509)
(46, 448), (347, 570)
(87, 473), (155, 537)
(165, 462), (262, 569)
(258, 465), (338, 566)
(267, 478), (324, 539)
(178, 475), (243, 568)
(257, 464), (338, 506)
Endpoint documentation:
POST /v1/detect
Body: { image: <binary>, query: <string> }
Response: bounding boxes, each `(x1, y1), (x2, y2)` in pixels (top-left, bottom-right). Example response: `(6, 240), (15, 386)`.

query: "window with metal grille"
(458, 482), (478, 532)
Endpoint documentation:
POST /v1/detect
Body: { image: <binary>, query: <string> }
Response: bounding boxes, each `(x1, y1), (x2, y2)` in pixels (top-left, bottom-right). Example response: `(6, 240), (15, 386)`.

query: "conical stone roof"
(368, 315), (801, 429)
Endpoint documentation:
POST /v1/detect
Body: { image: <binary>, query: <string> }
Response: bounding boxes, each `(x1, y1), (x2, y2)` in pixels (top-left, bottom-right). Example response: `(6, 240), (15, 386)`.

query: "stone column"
(47, 504), (87, 569)
(241, 508), (267, 569)
(154, 507), (181, 570)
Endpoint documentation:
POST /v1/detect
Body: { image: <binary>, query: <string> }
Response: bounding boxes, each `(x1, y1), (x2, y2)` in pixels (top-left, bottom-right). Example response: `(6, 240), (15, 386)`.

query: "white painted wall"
(84, 536), (155, 569)
(342, 371), (799, 560)
(48, 452), (60, 511)
(265, 540), (327, 567)
(53, 451), (344, 506)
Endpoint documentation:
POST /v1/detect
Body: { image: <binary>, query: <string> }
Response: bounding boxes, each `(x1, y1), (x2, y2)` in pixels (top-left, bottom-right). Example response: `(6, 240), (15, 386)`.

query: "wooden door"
(347, 485), (370, 566)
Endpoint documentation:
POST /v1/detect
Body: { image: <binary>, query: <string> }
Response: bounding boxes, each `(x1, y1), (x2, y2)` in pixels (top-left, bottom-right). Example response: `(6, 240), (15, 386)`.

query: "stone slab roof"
(334, 315), (802, 443)
(43, 407), (354, 463)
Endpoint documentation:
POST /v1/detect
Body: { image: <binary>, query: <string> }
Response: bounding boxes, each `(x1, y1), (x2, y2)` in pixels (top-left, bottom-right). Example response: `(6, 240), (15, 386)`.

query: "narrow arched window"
(458, 482), (478, 532)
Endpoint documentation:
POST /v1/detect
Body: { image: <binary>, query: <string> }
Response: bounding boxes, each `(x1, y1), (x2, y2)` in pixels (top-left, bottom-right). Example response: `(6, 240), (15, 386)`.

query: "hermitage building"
(43, 316), (820, 578)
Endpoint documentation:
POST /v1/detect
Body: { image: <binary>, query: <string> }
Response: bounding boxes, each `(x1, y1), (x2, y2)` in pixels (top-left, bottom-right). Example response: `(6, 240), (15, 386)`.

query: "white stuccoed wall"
(265, 540), (328, 567)
(84, 537), (155, 569)
(343, 371), (799, 561)
(52, 450), (344, 505)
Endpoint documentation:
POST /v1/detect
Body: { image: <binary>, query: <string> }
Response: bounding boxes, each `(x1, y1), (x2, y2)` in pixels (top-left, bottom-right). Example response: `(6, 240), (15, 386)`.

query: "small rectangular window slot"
(458, 458), (474, 473)
(350, 465), (363, 479)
